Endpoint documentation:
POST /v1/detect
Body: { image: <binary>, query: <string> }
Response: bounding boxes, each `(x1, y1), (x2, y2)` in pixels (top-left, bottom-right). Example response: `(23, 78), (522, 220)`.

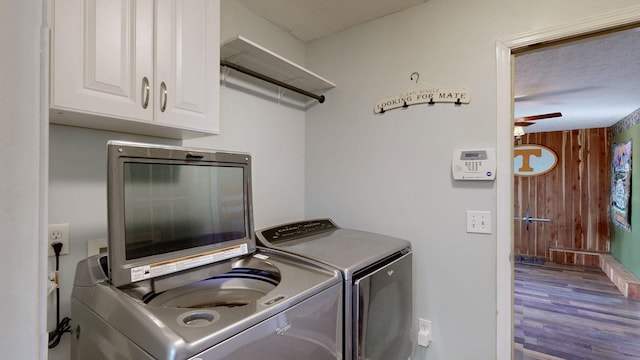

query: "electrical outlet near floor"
(48, 223), (70, 257)
(418, 317), (432, 347)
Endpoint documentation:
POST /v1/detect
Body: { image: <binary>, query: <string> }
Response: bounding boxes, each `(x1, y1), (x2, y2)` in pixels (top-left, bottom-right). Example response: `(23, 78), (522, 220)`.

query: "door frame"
(495, 6), (640, 359)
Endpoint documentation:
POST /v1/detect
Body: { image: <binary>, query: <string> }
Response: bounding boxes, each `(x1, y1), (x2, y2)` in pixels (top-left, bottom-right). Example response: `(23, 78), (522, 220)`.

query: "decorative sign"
(374, 73), (470, 114)
(514, 145), (558, 177)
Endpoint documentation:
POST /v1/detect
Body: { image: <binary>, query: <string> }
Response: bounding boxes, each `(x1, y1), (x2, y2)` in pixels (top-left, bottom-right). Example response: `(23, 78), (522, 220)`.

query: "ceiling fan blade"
(518, 112), (562, 122)
(514, 121), (534, 127)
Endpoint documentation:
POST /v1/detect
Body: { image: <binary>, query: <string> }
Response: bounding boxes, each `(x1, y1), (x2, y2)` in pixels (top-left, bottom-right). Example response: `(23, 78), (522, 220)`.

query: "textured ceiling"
(238, 0), (429, 42)
(514, 28), (640, 133)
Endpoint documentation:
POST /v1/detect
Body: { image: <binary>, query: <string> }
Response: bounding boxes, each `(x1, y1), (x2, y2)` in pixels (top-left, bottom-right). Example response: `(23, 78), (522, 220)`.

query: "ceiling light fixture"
(513, 126), (525, 138)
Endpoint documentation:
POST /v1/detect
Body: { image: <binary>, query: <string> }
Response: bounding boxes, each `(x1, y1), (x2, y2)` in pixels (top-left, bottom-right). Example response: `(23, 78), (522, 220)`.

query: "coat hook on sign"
(400, 72), (420, 110)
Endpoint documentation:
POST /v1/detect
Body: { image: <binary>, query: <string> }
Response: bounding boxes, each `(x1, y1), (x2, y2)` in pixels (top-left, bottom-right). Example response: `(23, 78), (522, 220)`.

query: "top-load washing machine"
(70, 141), (343, 360)
(256, 219), (413, 360)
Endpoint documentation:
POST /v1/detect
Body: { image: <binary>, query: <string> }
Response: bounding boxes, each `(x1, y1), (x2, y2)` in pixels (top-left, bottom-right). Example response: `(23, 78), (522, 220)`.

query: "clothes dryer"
(257, 219), (413, 360)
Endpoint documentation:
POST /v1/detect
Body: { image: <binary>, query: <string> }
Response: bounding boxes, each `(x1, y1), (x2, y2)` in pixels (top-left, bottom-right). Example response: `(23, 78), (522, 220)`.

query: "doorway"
(509, 26), (640, 263)
(512, 129), (611, 262)
(495, 8), (640, 359)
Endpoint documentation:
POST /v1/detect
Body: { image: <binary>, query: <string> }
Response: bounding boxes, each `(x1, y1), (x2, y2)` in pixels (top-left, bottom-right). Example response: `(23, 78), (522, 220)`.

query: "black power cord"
(48, 242), (72, 349)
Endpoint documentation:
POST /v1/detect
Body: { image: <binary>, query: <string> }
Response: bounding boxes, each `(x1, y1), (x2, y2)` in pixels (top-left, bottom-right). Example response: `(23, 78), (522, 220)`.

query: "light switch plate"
(466, 210), (491, 234)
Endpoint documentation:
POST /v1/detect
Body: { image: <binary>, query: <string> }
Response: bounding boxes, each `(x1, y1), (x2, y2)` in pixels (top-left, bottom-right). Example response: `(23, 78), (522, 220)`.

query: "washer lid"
(106, 141), (256, 288)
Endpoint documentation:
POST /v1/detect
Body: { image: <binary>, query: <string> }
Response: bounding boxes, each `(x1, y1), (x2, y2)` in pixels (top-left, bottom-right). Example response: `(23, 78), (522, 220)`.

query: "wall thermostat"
(452, 148), (496, 180)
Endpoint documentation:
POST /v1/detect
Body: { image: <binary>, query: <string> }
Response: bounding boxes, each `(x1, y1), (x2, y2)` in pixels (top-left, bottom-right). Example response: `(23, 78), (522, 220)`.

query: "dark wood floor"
(514, 261), (640, 360)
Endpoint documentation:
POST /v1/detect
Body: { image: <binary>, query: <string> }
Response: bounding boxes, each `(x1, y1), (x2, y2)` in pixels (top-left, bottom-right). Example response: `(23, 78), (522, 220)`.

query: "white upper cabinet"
(155, 1), (219, 132)
(50, 0), (220, 139)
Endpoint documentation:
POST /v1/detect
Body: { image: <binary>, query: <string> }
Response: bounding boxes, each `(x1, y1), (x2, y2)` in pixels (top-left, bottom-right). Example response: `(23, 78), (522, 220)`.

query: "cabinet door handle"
(141, 77), (150, 109)
(160, 81), (168, 112)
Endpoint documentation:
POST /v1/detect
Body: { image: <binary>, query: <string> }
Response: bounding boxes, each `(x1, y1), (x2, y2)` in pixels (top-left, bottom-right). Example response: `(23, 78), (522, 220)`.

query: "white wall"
(185, 86), (307, 230)
(304, 0), (640, 359)
(220, 0), (305, 65)
(187, 0), (308, 230)
(48, 126), (179, 359)
(0, 0), (47, 358)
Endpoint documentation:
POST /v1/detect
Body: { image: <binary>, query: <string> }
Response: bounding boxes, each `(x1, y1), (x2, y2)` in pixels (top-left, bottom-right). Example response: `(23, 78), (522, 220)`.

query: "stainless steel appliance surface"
(71, 142), (343, 360)
(71, 247), (342, 359)
(256, 219), (413, 360)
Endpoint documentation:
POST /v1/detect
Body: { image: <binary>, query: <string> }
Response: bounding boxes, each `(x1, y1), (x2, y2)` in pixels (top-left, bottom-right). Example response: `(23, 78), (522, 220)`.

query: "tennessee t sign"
(514, 145), (558, 177)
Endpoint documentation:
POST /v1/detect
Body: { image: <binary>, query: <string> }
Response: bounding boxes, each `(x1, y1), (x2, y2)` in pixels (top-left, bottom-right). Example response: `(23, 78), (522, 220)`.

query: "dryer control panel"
(259, 219), (338, 244)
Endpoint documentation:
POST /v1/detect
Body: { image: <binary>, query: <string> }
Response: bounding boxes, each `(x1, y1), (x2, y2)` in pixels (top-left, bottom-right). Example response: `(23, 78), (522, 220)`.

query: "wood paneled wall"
(514, 128), (611, 264)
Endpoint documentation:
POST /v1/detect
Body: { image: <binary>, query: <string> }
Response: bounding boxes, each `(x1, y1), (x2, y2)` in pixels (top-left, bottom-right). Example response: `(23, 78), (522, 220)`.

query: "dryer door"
(353, 252), (412, 360)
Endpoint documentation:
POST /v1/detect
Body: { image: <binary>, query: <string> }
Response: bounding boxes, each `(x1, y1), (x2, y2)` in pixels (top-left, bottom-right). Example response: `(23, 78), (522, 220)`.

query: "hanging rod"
(220, 60), (325, 103)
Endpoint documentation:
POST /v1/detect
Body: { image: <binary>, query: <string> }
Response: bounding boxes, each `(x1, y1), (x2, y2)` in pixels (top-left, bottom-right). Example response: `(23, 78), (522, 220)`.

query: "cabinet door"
(155, 0), (220, 133)
(51, 0), (154, 122)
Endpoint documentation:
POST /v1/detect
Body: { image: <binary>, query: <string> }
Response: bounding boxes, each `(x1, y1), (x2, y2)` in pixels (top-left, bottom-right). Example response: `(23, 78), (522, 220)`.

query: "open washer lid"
(106, 141), (256, 288)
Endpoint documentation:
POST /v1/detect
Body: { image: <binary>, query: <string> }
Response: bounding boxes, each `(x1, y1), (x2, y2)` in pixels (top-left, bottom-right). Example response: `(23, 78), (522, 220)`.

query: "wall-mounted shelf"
(220, 36), (335, 103)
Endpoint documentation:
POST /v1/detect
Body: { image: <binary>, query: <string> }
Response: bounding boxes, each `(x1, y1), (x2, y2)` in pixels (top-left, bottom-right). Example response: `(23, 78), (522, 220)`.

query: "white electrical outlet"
(418, 318), (432, 347)
(466, 210), (492, 234)
(48, 223), (70, 257)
